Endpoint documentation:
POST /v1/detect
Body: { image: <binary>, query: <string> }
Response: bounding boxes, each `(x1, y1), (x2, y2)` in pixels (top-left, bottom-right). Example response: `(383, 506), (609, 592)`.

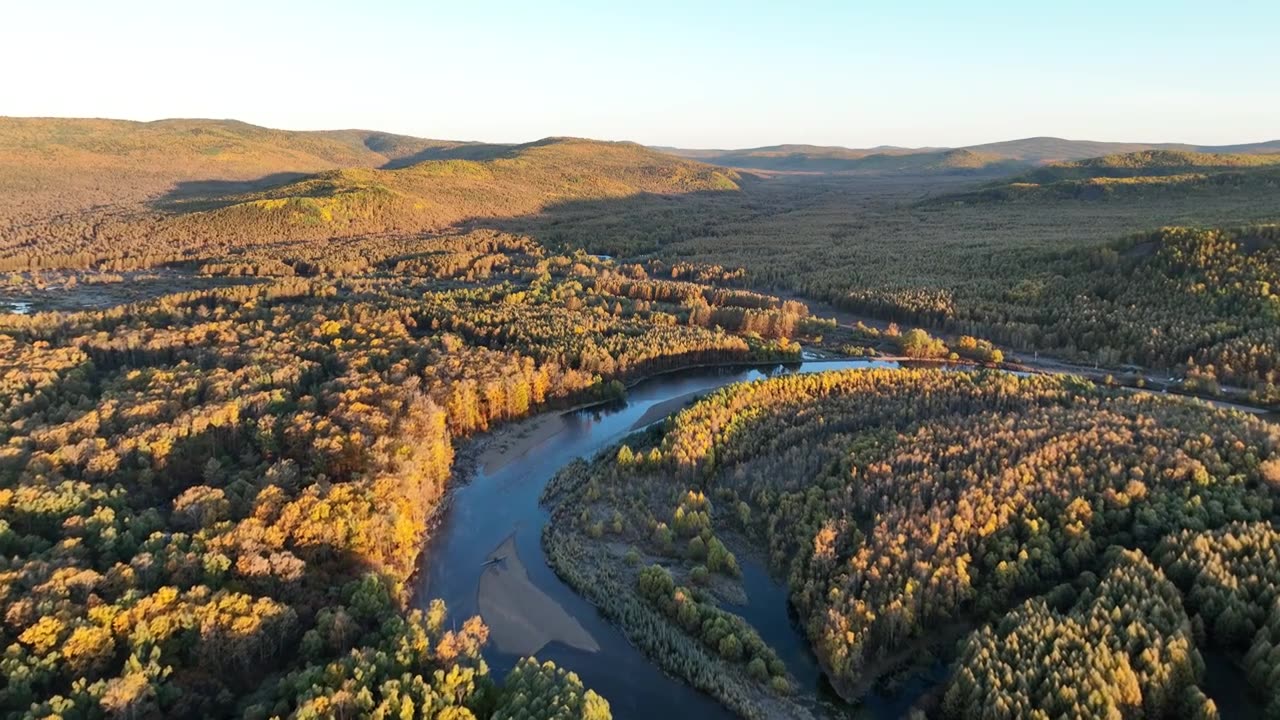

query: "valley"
(1, 116), (1278, 720)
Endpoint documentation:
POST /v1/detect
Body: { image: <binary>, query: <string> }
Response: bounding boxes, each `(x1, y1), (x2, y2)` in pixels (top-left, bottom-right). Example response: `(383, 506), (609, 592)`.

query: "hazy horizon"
(4, 1), (1278, 149)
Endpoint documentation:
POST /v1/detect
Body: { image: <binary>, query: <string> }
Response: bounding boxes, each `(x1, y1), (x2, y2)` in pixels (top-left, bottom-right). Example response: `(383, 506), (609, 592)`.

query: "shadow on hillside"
(464, 171), (972, 257)
(380, 142), (520, 169)
(380, 138), (610, 168)
(147, 141), (574, 212)
(471, 185), (765, 257)
(137, 164), (986, 262)
(149, 172), (311, 213)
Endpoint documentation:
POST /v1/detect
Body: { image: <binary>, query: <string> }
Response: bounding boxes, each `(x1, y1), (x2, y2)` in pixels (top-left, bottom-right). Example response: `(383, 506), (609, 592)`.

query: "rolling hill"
(827, 147), (1023, 174)
(959, 137), (1189, 162)
(664, 137), (1280, 173)
(651, 143), (938, 172)
(1013, 150), (1280, 183)
(5, 116), (1278, 273)
(930, 149), (1280, 203)
(185, 137), (739, 235)
(0, 117), (472, 224)
(0, 133), (741, 271)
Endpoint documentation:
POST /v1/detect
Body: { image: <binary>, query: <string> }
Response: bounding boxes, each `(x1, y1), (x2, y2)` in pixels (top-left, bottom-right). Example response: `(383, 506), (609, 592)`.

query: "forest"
(831, 224), (1280, 403)
(0, 228), (808, 719)
(4, 117), (1280, 719)
(544, 369), (1280, 717)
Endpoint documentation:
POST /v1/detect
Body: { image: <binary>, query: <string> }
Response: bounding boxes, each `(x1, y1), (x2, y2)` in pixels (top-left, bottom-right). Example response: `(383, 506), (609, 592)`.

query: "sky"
(3, 0), (1278, 149)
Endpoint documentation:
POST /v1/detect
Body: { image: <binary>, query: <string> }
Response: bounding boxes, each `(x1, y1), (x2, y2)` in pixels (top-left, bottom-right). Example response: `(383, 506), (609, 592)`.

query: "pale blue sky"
(2, 0), (1277, 148)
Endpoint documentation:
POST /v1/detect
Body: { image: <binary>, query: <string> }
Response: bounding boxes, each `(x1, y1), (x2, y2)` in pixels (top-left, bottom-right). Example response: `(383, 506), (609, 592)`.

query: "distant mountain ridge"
(6, 117), (1277, 195)
(661, 137), (1280, 174)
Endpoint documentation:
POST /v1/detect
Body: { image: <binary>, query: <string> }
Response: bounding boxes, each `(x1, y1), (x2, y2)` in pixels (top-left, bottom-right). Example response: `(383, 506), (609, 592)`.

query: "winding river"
(413, 359), (1270, 719)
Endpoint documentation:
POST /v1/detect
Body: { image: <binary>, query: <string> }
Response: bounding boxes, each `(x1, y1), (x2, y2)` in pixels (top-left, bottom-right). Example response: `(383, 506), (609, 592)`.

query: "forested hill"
(932, 150), (1280, 203)
(663, 137), (1280, 173)
(0, 130), (740, 272)
(1012, 150), (1280, 182)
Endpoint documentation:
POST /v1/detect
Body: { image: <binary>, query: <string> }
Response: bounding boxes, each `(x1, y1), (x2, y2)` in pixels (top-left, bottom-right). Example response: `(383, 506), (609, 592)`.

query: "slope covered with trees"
(544, 368), (1280, 714)
(951, 518), (1280, 719)
(946, 550), (1206, 720)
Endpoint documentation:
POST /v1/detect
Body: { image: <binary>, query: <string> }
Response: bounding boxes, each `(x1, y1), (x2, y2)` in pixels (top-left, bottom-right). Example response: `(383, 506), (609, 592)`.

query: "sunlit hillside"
(198, 137), (740, 233)
(0, 117), (464, 221)
(0, 132), (740, 271)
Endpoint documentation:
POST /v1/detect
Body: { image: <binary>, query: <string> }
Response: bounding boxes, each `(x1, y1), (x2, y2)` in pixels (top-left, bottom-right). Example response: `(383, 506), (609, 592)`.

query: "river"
(414, 359), (917, 719)
(412, 359), (1268, 719)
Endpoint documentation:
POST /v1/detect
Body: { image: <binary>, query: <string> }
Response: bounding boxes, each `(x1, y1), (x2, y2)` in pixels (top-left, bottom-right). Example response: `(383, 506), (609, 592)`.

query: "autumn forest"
(1, 116), (1279, 720)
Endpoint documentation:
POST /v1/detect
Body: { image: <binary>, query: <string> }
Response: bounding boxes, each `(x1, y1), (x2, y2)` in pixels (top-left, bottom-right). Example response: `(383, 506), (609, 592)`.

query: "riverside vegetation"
(543, 369), (1280, 718)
